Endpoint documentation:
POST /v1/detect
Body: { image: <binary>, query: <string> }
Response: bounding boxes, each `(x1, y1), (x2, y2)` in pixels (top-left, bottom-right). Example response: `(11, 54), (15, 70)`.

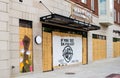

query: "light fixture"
(35, 36), (42, 45)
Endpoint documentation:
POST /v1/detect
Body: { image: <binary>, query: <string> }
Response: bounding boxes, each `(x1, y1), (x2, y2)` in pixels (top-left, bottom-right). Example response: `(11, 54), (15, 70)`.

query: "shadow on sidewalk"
(106, 73), (120, 78)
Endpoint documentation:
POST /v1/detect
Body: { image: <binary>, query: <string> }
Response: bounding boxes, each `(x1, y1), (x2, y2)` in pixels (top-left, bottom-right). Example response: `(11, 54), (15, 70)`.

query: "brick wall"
(114, 0), (120, 25)
(70, 0), (98, 15)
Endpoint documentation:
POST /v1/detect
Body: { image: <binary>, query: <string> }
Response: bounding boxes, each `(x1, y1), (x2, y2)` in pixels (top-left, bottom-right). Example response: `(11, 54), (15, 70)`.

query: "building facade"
(0, 0), (120, 78)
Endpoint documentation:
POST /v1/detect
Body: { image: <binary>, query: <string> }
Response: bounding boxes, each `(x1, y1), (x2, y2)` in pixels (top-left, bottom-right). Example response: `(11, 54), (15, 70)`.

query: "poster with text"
(53, 35), (82, 67)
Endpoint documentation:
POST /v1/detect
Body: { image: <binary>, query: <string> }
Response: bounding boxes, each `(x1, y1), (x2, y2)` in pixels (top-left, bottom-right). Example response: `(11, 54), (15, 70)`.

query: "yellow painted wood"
(92, 39), (106, 62)
(52, 31), (82, 37)
(82, 38), (87, 64)
(42, 32), (52, 72)
(19, 26), (33, 72)
(113, 41), (120, 58)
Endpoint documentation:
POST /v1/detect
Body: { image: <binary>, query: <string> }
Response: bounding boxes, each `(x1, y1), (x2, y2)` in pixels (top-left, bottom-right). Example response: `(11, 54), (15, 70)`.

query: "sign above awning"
(40, 14), (100, 31)
(71, 4), (93, 23)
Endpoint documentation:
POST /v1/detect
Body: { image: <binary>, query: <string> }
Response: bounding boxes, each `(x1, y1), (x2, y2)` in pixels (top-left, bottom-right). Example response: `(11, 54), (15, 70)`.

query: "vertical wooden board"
(116, 42), (119, 57)
(118, 42), (120, 56)
(115, 42), (117, 57)
(113, 42), (116, 57)
(82, 38), (87, 64)
(101, 40), (104, 50)
(116, 42), (118, 57)
(114, 42), (117, 57)
(94, 39), (97, 49)
(98, 49), (101, 60)
(103, 40), (106, 59)
(119, 42), (120, 56)
(92, 39), (96, 61)
(100, 40), (103, 59)
(42, 32), (52, 72)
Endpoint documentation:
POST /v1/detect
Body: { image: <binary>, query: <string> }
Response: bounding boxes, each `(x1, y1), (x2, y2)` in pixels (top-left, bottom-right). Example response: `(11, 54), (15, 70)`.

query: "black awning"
(40, 14), (100, 31)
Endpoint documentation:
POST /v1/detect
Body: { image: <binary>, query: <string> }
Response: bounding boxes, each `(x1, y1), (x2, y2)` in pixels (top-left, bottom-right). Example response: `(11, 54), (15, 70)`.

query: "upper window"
(114, 9), (116, 22)
(81, 0), (87, 4)
(100, 0), (107, 15)
(91, 0), (94, 11)
(118, 0), (120, 4)
(118, 12), (120, 23)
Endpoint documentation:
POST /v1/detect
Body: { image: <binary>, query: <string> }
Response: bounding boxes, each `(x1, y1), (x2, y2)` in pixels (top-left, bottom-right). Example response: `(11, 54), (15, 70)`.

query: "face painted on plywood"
(23, 35), (30, 51)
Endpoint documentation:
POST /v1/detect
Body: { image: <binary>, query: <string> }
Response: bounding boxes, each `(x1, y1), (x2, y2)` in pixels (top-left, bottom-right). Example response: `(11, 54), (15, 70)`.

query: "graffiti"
(62, 46), (73, 63)
(19, 27), (33, 73)
(20, 35), (33, 72)
(61, 38), (74, 63)
(53, 35), (82, 67)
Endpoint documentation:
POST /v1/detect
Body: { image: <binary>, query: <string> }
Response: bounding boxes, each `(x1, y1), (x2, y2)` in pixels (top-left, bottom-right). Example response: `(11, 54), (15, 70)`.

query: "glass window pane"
(81, 0), (87, 4)
(100, 0), (106, 15)
(91, 0), (94, 10)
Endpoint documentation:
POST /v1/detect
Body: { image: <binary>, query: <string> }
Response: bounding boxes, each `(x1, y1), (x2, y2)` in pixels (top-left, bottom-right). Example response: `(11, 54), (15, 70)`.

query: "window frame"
(99, 0), (107, 15)
(118, 12), (120, 23)
(114, 9), (117, 22)
(81, 0), (87, 4)
(91, 0), (95, 11)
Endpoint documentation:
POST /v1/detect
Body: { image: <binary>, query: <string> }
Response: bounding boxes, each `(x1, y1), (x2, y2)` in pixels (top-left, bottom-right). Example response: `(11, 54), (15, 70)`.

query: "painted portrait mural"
(19, 20), (33, 73)
(53, 32), (82, 67)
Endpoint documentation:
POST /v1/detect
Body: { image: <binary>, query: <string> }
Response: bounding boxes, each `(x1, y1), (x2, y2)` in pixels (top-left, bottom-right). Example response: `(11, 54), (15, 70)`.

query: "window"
(118, 0), (120, 4)
(118, 12), (120, 23)
(92, 34), (106, 40)
(91, 0), (94, 11)
(114, 9), (116, 22)
(81, 0), (87, 4)
(100, 0), (107, 15)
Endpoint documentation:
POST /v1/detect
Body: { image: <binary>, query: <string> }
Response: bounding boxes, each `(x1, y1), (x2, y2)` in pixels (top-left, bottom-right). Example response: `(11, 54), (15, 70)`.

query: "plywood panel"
(93, 39), (106, 62)
(42, 32), (52, 72)
(19, 26), (33, 73)
(82, 38), (87, 64)
(114, 41), (120, 57)
(52, 31), (83, 67)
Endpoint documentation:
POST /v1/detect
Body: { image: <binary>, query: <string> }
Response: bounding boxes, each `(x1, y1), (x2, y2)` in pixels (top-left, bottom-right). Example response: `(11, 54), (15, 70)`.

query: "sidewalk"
(14, 57), (120, 78)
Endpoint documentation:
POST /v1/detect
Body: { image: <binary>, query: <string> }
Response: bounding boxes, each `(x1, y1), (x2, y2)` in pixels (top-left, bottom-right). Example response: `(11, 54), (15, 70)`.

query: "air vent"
(65, 72), (75, 75)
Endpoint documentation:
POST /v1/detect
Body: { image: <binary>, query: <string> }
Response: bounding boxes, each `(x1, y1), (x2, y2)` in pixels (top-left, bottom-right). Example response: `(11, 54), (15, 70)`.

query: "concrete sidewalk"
(14, 57), (120, 78)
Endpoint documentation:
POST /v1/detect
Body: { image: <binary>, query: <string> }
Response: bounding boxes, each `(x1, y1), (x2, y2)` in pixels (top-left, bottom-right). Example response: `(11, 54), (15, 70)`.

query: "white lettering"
(72, 5), (92, 22)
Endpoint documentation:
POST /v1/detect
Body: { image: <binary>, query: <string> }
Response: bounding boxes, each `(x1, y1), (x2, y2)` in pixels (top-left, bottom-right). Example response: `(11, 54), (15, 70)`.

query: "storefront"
(40, 14), (100, 71)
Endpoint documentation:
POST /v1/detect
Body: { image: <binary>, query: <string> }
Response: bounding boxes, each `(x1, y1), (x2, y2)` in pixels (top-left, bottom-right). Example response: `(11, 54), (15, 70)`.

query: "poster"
(53, 35), (82, 67)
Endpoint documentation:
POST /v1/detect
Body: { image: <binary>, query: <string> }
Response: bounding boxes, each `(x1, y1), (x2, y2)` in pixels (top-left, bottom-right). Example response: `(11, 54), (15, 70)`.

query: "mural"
(53, 33), (82, 67)
(19, 26), (33, 73)
(62, 46), (73, 63)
